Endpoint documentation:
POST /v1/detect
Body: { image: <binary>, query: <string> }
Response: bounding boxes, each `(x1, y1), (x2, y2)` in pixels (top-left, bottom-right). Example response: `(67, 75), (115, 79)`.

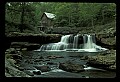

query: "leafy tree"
(5, 2), (116, 33)
(5, 2), (36, 32)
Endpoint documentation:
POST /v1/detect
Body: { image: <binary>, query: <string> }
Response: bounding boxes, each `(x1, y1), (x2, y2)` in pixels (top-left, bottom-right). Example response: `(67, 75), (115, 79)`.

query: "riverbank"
(5, 48), (30, 77)
(5, 47), (116, 77)
(80, 50), (116, 71)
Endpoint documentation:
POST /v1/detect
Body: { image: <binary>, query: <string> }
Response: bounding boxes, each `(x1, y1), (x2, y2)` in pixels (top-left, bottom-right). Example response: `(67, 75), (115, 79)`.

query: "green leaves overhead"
(5, 2), (116, 32)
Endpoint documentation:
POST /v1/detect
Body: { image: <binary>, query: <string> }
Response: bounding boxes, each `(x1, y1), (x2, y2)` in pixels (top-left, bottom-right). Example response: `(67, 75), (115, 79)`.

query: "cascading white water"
(73, 35), (79, 49)
(83, 35), (94, 49)
(39, 35), (71, 51)
(36, 34), (108, 52)
(80, 34), (108, 52)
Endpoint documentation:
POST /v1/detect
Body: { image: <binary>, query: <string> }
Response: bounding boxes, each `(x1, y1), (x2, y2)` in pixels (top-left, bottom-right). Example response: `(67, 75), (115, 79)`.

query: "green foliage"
(5, 2), (36, 33)
(5, 2), (116, 33)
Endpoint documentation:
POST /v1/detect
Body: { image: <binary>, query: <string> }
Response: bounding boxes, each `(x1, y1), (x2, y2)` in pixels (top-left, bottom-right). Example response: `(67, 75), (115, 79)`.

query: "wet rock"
(16, 48), (21, 51)
(82, 76), (90, 78)
(47, 56), (56, 59)
(34, 59), (44, 62)
(53, 56), (64, 58)
(23, 66), (36, 70)
(59, 61), (85, 73)
(47, 55), (64, 59)
(11, 54), (22, 60)
(5, 58), (30, 77)
(85, 50), (116, 71)
(95, 33), (116, 50)
(44, 59), (50, 61)
(5, 54), (13, 59)
(47, 62), (57, 65)
(6, 48), (17, 54)
(6, 32), (62, 44)
(5, 51), (23, 63)
(5, 72), (12, 77)
(32, 70), (41, 75)
(34, 65), (51, 72)
(5, 58), (17, 68)
(17, 66), (24, 71)
(11, 42), (41, 51)
(108, 63), (116, 71)
(39, 56), (44, 59)
(24, 59), (35, 64)
(69, 55), (78, 57)
(21, 48), (27, 51)
(15, 59), (22, 64)
(79, 55), (88, 60)
(26, 43), (41, 51)
(24, 70), (34, 76)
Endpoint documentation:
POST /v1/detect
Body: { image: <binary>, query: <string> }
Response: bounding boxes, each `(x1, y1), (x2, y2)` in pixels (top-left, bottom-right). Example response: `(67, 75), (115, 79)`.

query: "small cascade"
(73, 35), (79, 49)
(80, 34), (108, 52)
(83, 35), (95, 49)
(40, 35), (71, 51)
(36, 34), (108, 52)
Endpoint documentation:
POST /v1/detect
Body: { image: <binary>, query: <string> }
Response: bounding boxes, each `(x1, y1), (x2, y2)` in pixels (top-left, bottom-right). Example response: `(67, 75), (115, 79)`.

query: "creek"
(19, 51), (116, 78)
(18, 34), (116, 78)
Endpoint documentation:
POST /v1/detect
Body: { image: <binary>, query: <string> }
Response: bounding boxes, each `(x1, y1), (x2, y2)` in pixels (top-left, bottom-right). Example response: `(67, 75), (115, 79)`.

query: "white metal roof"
(44, 12), (56, 19)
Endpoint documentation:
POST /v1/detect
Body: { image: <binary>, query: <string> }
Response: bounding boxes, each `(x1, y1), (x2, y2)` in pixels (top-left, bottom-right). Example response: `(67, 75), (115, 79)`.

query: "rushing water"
(20, 51), (116, 78)
(18, 34), (115, 78)
(36, 34), (108, 52)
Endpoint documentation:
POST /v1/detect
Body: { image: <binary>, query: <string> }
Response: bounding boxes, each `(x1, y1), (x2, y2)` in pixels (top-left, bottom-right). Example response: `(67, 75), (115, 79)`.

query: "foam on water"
(35, 34), (108, 52)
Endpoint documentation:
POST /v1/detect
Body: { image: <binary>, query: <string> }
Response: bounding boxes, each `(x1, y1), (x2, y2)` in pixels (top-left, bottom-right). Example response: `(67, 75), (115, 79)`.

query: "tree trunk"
(20, 2), (25, 32)
(102, 10), (104, 25)
(69, 13), (70, 26)
(91, 17), (94, 28)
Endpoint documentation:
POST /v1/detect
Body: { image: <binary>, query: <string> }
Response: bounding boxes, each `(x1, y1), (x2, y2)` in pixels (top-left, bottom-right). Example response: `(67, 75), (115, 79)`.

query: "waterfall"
(39, 35), (71, 51)
(36, 34), (108, 52)
(83, 35), (94, 49)
(60, 35), (70, 43)
(73, 35), (79, 49)
(81, 34), (108, 52)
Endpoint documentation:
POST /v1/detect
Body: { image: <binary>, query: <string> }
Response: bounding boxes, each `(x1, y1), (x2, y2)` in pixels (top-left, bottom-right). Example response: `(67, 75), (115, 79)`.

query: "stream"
(19, 51), (116, 78)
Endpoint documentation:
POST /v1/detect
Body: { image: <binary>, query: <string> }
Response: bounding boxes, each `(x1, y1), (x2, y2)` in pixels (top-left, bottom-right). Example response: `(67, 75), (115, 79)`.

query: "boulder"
(34, 65), (51, 72)
(5, 58), (30, 77)
(6, 48), (17, 54)
(85, 50), (116, 71)
(47, 62), (57, 65)
(33, 70), (41, 75)
(59, 61), (85, 73)
(24, 70), (34, 76)
(95, 33), (116, 49)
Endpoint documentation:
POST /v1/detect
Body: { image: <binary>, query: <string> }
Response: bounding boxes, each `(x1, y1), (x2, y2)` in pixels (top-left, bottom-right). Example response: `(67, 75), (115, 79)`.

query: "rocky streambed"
(5, 47), (116, 78)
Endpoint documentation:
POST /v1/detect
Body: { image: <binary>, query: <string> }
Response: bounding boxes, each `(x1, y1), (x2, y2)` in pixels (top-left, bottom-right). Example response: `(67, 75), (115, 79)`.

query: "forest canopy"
(5, 2), (116, 33)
